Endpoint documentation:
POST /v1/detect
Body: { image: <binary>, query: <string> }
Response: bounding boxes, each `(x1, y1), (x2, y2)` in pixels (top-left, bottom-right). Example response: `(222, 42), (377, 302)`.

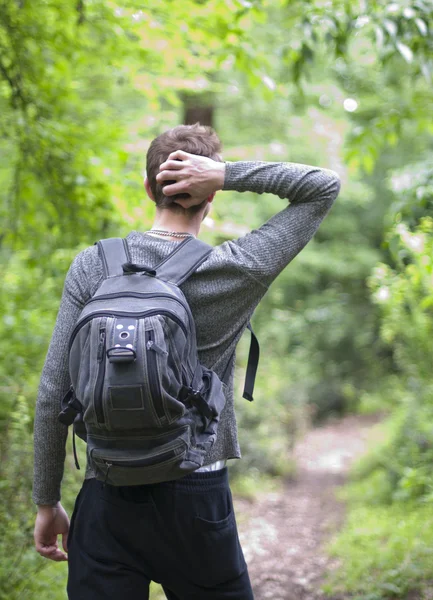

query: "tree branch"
(76, 0), (85, 25)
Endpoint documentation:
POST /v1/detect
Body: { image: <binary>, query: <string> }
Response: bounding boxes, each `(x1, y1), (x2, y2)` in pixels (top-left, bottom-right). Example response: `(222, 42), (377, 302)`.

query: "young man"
(33, 124), (340, 599)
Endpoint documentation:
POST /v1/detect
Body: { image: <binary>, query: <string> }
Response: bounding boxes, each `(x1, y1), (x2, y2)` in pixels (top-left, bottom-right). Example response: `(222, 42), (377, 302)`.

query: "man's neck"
(151, 210), (202, 237)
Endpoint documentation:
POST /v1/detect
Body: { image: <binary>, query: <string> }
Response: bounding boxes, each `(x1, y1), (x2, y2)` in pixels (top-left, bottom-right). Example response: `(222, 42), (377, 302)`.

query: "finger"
(158, 159), (184, 172)
(156, 170), (182, 184)
(46, 549), (68, 561)
(167, 150), (189, 161)
(37, 544), (68, 562)
(162, 182), (189, 196)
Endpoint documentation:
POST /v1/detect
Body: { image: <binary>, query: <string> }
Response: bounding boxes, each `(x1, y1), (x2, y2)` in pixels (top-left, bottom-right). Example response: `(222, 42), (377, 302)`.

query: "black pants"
(67, 468), (253, 599)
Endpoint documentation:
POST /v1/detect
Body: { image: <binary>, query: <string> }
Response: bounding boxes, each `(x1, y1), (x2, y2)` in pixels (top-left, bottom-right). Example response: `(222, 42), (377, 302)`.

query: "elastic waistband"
(160, 466), (229, 493)
(92, 466), (229, 499)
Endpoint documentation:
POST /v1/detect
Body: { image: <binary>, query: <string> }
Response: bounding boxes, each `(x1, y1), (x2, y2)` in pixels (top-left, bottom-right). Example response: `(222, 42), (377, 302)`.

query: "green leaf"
(403, 7), (416, 19)
(415, 17), (428, 36)
(379, 582), (402, 594)
(396, 41), (414, 63)
(383, 19), (398, 38)
(421, 62), (432, 82)
(375, 26), (385, 49)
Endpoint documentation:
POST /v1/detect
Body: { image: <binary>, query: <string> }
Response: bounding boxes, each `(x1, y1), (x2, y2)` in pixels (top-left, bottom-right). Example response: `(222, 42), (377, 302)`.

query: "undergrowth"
(323, 496), (433, 600)
(323, 404), (433, 600)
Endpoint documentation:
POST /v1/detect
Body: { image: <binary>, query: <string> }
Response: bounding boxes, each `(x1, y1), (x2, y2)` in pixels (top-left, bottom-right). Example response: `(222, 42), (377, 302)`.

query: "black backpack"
(59, 237), (259, 486)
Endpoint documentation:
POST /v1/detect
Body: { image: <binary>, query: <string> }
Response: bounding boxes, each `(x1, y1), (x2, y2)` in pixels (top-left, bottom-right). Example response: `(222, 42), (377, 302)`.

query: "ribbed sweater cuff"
(222, 161), (243, 191)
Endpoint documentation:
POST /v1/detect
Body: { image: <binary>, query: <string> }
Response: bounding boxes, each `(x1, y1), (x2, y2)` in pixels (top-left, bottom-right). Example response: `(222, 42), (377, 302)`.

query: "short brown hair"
(146, 123), (222, 212)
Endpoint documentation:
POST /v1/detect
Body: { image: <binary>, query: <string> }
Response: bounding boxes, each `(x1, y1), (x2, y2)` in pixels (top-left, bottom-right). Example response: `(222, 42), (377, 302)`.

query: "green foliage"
(389, 161), (433, 229)
(0, 248), (88, 598)
(371, 217), (433, 380)
(324, 500), (433, 599)
(0, 248), (77, 425)
(0, 393), (78, 599)
(0, 396), (41, 600)
(349, 404), (433, 505)
(0, 0), (128, 250)
(325, 160), (433, 599)
(297, 0), (433, 76)
(342, 215), (433, 511)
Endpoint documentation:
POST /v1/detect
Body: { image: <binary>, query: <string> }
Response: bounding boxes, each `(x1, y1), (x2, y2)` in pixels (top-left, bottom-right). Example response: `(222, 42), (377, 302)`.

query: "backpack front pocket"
(90, 440), (187, 486)
(98, 316), (186, 431)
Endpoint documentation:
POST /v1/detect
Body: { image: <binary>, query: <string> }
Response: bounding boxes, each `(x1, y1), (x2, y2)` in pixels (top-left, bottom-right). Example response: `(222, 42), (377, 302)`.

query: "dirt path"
(235, 414), (381, 600)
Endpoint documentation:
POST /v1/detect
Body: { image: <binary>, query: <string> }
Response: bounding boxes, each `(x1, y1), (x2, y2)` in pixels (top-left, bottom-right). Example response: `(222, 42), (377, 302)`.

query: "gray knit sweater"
(33, 160), (340, 505)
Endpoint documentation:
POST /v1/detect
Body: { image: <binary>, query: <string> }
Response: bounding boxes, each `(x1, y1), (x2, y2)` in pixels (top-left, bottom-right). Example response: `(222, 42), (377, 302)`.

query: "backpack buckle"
(189, 388), (215, 422)
(106, 346), (137, 363)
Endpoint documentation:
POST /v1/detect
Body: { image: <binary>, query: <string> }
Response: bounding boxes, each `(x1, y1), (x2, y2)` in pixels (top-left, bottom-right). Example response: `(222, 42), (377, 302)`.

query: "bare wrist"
(215, 162), (226, 191)
(37, 502), (60, 512)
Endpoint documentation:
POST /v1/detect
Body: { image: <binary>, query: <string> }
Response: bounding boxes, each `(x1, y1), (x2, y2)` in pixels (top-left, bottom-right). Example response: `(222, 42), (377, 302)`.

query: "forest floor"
(235, 414), (382, 600)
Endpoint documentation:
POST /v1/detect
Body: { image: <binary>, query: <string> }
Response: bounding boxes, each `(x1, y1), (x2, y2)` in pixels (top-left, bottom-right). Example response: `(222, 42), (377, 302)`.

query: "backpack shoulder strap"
(96, 238), (131, 278)
(155, 237), (213, 286)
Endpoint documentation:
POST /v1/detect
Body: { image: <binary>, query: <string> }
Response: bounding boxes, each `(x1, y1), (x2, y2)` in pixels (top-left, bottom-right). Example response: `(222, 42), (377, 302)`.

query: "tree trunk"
(183, 99), (214, 128)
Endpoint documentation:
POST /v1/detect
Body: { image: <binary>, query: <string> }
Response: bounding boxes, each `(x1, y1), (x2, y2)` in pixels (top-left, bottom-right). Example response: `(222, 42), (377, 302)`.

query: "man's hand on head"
(156, 150), (225, 209)
(34, 502), (70, 561)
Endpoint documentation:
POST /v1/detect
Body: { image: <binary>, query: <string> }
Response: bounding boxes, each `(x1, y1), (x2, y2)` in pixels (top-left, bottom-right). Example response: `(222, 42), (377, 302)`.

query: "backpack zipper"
(85, 291), (192, 341)
(97, 322), (107, 361)
(85, 292), (190, 316)
(69, 309), (187, 351)
(94, 319), (107, 424)
(146, 329), (165, 421)
(94, 443), (183, 469)
(84, 292), (188, 309)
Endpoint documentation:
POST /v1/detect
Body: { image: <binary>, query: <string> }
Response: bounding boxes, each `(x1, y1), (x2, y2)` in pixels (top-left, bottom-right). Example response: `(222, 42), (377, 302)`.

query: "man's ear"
(202, 193), (215, 220)
(144, 177), (155, 202)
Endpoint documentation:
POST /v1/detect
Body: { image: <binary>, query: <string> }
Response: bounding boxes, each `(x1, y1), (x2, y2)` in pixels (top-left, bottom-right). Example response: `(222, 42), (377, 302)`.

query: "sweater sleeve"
(32, 252), (95, 505)
(222, 161), (341, 287)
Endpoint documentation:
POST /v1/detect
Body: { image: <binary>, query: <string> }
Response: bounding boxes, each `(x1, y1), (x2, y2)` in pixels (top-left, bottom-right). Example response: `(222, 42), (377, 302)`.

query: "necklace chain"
(146, 229), (194, 239)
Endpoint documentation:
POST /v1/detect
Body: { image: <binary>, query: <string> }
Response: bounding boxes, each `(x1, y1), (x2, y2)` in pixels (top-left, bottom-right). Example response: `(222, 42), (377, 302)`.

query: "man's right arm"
(33, 248), (102, 507)
(33, 248), (103, 560)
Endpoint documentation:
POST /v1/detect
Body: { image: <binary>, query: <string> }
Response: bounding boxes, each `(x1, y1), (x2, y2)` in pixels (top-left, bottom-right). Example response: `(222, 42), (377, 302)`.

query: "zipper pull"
(97, 328), (106, 362)
(146, 340), (167, 356)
